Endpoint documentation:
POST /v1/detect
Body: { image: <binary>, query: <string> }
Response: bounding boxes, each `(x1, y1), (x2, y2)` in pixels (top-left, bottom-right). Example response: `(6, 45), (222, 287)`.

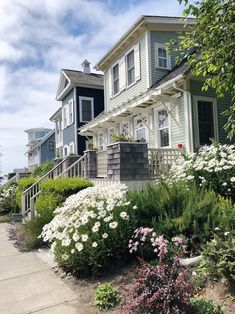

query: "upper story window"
(126, 50), (135, 86)
(68, 100), (73, 125)
(157, 109), (170, 147)
(79, 96), (94, 122)
(155, 43), (171, 70)
(63, 107), (67, 129)
(112, 64), (119, 95)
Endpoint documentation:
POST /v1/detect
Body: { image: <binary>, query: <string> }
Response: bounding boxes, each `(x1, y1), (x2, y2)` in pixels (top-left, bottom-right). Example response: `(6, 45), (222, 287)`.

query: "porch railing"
(97, 151), (107, 178)
(21, 157), (67, 216)
(148, 148), (181, 179)
(57, 154), (87, 179)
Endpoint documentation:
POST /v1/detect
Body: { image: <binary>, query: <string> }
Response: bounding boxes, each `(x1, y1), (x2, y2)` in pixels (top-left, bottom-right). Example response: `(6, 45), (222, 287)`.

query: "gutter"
(173, 82), (194, 153)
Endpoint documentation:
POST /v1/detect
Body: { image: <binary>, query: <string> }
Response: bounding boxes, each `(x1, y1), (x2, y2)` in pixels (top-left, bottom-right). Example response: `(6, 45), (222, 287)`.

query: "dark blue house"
(50, 60), (104, 157)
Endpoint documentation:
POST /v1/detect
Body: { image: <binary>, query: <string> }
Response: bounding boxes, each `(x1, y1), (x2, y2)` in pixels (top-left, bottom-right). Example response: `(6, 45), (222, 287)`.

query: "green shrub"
(40, 177), (93, 198)
(190, 297), (224, 314)
(41, 184), (136, 274)
(128, 181), (233, 243)
(94, 283), (121, 309)
(196, 230), (235, 286)
(31, 160), (54, 178)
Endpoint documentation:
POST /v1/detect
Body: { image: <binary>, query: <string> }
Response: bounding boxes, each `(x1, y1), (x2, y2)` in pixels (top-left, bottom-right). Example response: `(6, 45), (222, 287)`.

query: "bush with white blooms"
(40, 184), (136, 274)
(165, 142), (235, 199)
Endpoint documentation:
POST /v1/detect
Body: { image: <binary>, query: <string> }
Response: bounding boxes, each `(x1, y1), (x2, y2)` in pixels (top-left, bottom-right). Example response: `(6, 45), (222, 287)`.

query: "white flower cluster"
(0, 185), (17, 202)
(164, 143), (235, 193)
(40, 184), (130, 255)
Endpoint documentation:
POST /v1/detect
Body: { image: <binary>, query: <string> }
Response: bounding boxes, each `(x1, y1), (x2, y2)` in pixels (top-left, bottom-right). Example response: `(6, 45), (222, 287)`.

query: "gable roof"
(56, 69), (103, 101)
(95, 15), (195, 70)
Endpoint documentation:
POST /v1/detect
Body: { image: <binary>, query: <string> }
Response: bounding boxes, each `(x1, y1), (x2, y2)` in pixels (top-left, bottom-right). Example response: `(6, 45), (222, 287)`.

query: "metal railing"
(21, 157), (67, 216)
(148, 148), (181, 179)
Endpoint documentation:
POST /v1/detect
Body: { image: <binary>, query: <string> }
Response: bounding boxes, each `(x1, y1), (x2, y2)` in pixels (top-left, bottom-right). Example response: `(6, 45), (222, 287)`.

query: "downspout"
(173, 82), (194, 153)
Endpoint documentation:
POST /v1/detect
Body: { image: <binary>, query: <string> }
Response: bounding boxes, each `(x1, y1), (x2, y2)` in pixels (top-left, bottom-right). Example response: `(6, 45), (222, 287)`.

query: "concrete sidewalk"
(0, 223), (94, 314)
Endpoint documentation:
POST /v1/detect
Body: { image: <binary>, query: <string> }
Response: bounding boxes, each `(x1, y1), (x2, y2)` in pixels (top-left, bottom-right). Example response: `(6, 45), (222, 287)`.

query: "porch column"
(107, 142), (150, 181)
(84, 150), (97, 178)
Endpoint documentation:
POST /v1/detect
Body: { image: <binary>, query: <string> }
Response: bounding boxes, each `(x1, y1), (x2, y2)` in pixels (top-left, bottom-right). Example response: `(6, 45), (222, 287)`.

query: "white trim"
(154, 42), (171, 70)
(111, 62), (120, 96)
(63, 145), (69, 157)
(145, 30), (151, 88)
(193, 95), (219, 148)
(79, 96), (94, 122)
(154, 106), (172, 148)
(74, 87), (78, 154)
(69, 142), (75, 154)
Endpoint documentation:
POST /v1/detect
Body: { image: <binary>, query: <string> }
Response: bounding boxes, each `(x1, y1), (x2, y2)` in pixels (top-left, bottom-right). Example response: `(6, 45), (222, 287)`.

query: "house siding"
(40, 132), (55, 163)
(76, 87), (104, 155)
(150, 31), (181, 85)
(189, 79), (234, 145)
(105, 34), (148, 112)
(171, 96), (186, 147)
(62, 89), (75, 147)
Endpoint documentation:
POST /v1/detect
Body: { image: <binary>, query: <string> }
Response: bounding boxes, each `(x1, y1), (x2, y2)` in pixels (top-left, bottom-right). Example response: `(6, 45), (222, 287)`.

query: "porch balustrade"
(148, 148), (181, 179)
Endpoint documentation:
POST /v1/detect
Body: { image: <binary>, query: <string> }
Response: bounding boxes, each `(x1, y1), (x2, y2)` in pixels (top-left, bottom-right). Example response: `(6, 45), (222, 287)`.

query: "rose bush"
(40, 184), (136, 274)
(164, 143), (235, 199)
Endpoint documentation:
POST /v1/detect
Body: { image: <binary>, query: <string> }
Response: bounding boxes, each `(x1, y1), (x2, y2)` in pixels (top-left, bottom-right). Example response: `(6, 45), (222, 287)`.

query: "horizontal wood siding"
(105, 34), (148, 111)
(189, 79), (234, 144)
(171, 96), (186, 147)
(150, 31), (181, 86)
(62, 89), (75, 147)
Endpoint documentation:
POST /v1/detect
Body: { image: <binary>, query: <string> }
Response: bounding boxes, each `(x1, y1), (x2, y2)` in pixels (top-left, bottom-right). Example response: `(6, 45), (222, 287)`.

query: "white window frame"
(68, 99), (74, 125)
(126, 49), (135, 87)
(155, 43), (171, 70)
(69, 142), (75, 154)
(62, 106), (67, 129)
(79, 96), (94, 123)
(134, 115), (149, 143)
(155, 107), (171, 148)
(193, 96), (219, 148)
(63, 145), (69, 157)
(112, 63), (120, 96)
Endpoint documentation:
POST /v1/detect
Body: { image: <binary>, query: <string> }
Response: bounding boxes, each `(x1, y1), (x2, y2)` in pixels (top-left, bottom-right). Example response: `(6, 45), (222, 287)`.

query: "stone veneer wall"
(107, 142), (150, 181)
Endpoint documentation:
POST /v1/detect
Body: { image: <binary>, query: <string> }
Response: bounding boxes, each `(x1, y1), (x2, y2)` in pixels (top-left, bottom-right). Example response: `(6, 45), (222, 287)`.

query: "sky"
(0, 0), (187, 176)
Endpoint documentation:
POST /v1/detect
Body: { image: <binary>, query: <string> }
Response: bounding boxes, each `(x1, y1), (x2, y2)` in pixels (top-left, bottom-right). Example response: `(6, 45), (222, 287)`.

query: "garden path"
(0, 223), (97, 314)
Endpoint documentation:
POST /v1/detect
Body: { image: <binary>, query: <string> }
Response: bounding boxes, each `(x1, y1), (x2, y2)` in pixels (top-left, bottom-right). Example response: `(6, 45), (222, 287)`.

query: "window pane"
(82, 100), (92, 121)
(198, 100), (214, 145)
(160, 129), (169, 147)
(158, 110), (168, 128)
(113, 64), (119, 94)
(136, 128), (146, 142)
(127, 50), (134, 69)
(114, 79), (119, 95)
(128, 67), (135, 85)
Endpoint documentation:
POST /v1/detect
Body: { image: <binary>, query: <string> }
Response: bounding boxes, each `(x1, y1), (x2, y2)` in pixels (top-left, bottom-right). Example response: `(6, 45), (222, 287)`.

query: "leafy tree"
(177, 0), (235, 138)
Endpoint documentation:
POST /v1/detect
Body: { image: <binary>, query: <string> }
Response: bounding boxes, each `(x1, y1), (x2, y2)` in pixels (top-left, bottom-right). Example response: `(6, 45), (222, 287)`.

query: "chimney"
(81, 59), (91, 74)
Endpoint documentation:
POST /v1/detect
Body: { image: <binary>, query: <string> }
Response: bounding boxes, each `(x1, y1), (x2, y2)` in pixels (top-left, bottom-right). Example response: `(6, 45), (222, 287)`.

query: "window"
(112, 64), (119, 95)
(194, 97), (218, 147)
(68, 100), (73, 124)
(157, 109), (169, 147)
(120, 122), (129, 138)
(135, 116), (148, 142)
(63, 107), (67, 128)
(126, 50), (135, 86)
(155, 43), (171, 70)
(108, 128), (115, 144)
(64, 146), (68, 157)
(48, 141), (55, 151)
(69, 142), (74, 154)
(79, 97), (94, 122)
(98, 133), (105, 151)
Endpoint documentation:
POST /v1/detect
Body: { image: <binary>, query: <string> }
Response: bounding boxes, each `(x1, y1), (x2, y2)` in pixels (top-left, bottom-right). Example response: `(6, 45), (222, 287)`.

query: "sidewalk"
(0, 223), (94, 314)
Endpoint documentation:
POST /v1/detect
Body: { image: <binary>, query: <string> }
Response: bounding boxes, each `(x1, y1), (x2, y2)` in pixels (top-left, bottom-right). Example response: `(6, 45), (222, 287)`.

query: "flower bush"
(41, 184), (136, 274)
(0, 184), (19, 214)
(128, 227), (187, 262)
(123, 259), (194, 314)
(165, 143), (235, 199)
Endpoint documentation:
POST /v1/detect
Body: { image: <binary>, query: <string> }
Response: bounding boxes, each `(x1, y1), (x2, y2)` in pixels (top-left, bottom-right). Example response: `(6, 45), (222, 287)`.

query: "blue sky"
(0, 0), (187, 175)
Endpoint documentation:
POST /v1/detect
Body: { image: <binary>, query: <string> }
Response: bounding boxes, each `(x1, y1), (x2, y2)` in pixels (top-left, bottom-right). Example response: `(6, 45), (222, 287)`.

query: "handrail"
(22, 157), (68, 195)
(57, 154), (87, 178)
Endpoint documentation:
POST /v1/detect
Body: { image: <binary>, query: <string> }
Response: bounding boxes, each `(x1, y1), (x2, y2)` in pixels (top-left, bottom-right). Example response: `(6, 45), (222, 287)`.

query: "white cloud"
(0, 0), (185, 175)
